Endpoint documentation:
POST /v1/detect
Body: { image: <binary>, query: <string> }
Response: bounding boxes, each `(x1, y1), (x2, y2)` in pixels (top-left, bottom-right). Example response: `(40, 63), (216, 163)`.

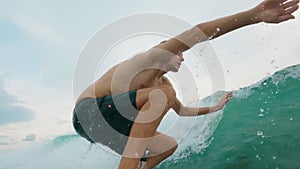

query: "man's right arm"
(147, 0), (298, 60)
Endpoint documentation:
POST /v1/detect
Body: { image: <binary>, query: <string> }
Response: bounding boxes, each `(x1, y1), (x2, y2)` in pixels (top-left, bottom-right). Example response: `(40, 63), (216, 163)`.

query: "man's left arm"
(172, 92), (233, 116)
(163, 77), (232, 116)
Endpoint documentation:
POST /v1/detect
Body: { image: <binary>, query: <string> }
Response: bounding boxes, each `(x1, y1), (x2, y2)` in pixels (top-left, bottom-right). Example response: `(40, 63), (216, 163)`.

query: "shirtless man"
(72, 0), (299, 168)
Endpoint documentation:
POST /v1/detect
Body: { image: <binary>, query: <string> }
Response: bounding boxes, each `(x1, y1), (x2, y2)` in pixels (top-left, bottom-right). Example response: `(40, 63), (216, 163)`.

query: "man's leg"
(118, 86), (176, 169)
(145, 132), (178, 169)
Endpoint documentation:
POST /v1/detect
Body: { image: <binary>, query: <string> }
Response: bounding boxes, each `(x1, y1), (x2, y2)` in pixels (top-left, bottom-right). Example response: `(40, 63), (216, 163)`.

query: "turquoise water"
(159, 64), (300, 169)
(1, 64), (299, 169)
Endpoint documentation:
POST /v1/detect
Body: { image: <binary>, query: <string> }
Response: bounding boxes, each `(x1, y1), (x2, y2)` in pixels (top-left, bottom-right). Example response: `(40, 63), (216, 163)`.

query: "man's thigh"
(135, 86), (175, 110)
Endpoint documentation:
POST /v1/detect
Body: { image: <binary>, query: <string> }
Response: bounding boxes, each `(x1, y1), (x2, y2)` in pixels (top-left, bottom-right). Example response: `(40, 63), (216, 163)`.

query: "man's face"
(167, 52), (184, 72)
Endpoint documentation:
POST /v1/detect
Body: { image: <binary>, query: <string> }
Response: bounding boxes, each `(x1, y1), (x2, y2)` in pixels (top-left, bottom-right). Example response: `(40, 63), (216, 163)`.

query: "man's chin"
(171, 68), (180, 72)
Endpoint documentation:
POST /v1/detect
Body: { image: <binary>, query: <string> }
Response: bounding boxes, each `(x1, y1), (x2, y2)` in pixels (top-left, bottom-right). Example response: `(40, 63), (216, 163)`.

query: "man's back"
(76, 52), (169, 103)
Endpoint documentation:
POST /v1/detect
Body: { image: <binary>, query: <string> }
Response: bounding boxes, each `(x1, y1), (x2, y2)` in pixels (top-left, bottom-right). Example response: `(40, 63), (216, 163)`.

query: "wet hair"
(160, 40), (167, 44)
(159, 40), (183, 54)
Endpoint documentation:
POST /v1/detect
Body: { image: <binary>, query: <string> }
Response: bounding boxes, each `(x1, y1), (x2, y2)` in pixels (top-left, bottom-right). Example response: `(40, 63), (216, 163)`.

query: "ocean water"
(0, 64), (299, 169)
(160, 64), (300, 169)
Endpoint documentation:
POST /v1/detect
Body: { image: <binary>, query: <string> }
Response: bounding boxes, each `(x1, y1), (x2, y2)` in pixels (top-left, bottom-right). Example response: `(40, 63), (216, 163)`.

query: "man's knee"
(169, 137), (178, 154)
(161, 135), (178, 155)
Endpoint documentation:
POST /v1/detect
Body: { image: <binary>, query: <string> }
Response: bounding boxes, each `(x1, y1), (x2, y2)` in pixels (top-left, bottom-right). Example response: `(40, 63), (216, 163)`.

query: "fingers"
(276, 0), (298, 23)
(224, 97), (231, 104)
(225, 94), (232, 103)
(282, 0), (299, 14)
(284, 4), (299, 14)
(225, 92), (233, 98)
(221, 92), (233, 105)
(277, 0), (289, 4)
(212, 92), (233, 112)
(282, 0), (299, 9)
(278, 14), (296, 22)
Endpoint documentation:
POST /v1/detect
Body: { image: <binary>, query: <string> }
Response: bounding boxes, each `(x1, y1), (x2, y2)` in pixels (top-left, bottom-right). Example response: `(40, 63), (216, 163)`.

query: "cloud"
(13, 16), (63, 45)
(0, 135), (8, 139)
(0, 135), (13, 145)
(0, 77), (35, 125)
(22, 134), (36, 141)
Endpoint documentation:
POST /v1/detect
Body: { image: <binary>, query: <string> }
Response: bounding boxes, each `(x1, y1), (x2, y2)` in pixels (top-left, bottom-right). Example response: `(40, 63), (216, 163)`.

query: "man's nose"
(178, 54), (184, 61)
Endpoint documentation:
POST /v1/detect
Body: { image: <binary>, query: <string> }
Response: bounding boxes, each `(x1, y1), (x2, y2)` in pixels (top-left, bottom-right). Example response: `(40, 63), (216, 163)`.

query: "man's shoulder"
(161, 76), (172, 86)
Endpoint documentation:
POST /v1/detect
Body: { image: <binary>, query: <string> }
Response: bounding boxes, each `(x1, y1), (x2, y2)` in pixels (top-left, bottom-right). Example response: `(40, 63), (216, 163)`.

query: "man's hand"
(254, 0), (299, 23)
(210, 92), (233, 112)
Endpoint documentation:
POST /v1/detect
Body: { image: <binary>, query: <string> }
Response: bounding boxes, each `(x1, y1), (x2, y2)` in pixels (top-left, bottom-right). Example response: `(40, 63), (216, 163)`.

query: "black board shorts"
(72, 90), (138, 155)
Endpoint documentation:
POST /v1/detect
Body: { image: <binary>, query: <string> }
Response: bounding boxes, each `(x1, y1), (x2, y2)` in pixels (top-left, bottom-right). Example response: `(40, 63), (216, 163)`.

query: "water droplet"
(271, 59), (275, 64)
(259, 113), (264, 117)
(257, 131), (263, 136)
(216, 28), (220, 32)
(89, 127), (92, 131)
(263, 82), (267, 86)
(256, 154), (261, 160)
(273, 156), (277, 160)
(261, 141), (264, 144)
(290, 118), (293, 121)
(260, 108), (265, 113)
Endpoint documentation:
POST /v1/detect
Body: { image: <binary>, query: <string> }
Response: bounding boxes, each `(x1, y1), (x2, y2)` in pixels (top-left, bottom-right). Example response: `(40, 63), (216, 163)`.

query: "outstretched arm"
(149, 0), (299, 57)
(173, 92), (233, 116)
(195, 0), (299, 41)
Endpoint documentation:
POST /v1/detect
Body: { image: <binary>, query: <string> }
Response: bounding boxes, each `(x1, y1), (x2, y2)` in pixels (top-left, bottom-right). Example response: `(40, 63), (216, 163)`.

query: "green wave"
(159, 64), (300, 169)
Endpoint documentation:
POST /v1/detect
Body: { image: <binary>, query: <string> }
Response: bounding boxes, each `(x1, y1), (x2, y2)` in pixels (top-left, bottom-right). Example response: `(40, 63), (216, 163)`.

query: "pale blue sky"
(0, 0), (299, 153)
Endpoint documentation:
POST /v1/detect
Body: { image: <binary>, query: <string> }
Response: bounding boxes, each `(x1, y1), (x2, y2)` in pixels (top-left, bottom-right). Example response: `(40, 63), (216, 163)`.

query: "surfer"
(72, 0), (299, 168)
